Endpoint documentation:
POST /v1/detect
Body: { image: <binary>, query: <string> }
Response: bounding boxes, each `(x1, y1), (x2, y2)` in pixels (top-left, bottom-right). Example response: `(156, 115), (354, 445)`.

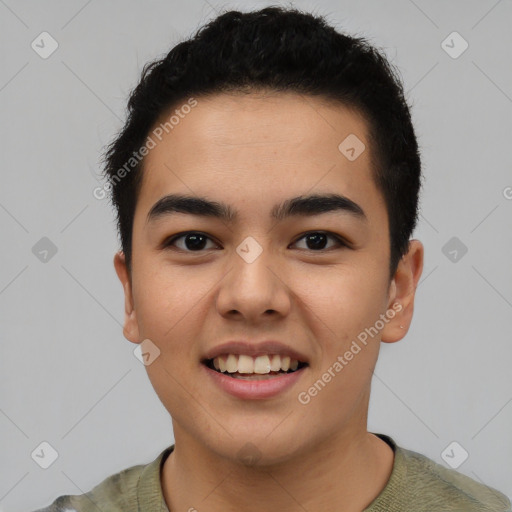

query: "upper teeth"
(213, 354), (300, 374)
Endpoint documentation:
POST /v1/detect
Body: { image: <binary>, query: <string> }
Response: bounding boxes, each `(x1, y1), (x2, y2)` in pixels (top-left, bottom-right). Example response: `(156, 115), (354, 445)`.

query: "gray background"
(1, 0), (511, 510)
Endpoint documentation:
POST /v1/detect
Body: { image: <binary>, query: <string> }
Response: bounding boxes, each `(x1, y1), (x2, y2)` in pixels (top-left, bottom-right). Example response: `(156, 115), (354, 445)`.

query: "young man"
(34, 6), (510, 512)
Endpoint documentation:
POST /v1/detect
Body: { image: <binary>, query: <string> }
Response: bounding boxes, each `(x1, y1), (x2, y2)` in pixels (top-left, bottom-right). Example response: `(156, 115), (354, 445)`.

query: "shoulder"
(398, 444), (511, 511)
(30, 456), (155, 512)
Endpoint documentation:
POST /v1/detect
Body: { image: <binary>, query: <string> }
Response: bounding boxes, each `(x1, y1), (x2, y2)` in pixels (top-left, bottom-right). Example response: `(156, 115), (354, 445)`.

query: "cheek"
(136, 269), (207, 412)
(133, 264), (204, 339)
(305, 263), (385, 325)
(302, 264), (386, 384)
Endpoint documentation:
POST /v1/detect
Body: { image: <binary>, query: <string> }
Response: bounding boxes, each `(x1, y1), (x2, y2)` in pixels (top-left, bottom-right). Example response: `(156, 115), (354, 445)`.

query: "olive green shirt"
(33, 433), (511, 511)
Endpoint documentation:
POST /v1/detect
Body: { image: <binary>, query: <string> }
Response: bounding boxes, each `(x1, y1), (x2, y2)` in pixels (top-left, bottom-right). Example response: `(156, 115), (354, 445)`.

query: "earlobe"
(113, 251), (141, 344)
(381, 239), (424, 343)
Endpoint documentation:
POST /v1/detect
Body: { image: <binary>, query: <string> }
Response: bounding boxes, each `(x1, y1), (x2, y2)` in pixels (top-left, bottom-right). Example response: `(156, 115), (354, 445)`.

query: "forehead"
(135, 91), (385, 227)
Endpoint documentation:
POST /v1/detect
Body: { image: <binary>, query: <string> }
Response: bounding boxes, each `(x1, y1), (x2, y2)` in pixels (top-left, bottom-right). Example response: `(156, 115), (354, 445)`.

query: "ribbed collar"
(364, 432), (408, 511)
(137, 444), (174, 511)
(137, 433), (406, 512)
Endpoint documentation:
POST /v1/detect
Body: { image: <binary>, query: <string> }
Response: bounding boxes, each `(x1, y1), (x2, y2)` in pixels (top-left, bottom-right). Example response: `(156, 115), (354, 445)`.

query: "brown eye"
(164, 232), (219, 252)
(163, 230), (348, 253)
(291, 231), (347, 251)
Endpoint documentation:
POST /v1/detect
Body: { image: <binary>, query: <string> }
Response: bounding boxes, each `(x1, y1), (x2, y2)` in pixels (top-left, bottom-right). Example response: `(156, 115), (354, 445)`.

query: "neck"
(161, 428), (394, 512)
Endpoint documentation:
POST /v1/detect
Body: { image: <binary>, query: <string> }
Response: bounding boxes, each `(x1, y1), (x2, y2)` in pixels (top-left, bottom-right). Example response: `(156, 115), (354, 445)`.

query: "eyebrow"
(146, 193), (367, 225)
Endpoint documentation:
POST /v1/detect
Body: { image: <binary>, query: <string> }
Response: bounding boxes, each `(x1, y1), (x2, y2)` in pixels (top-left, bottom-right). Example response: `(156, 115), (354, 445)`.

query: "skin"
(114, 90), (424, 512)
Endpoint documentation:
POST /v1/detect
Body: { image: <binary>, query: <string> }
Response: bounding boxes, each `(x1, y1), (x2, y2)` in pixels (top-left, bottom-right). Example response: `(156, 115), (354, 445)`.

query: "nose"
(215, 237), (292, 322)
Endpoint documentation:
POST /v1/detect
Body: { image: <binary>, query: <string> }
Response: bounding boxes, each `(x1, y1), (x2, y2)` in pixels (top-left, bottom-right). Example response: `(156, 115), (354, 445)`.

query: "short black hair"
(101, 6), (422, 279)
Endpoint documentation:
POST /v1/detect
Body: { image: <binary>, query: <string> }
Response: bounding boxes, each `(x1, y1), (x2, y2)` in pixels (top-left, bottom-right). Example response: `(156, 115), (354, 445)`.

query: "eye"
(163, 231), (219, 252)
(163, 230), (348, 253)
(290, 231), (348, 251)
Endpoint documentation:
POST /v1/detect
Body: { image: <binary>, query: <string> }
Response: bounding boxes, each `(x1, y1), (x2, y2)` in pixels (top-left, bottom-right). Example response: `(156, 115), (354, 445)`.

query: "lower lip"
(202, 364), (306, 399)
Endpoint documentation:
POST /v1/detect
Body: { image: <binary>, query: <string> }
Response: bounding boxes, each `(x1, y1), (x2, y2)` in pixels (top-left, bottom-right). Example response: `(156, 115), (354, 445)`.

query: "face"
(114, 91), (423, 465)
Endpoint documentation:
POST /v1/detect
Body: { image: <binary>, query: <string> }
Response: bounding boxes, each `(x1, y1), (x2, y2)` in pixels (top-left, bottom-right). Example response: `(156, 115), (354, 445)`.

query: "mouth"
(202, 354), (309, 380)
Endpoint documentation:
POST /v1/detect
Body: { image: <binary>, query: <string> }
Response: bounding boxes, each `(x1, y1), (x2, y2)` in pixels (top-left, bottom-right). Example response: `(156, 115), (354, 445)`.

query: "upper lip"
(202, 341), (309, 363)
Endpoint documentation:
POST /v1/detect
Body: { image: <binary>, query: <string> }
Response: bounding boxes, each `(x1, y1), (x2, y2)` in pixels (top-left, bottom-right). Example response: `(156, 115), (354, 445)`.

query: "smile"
(205, 353), (307, 378)
(202, 354), (309, 399)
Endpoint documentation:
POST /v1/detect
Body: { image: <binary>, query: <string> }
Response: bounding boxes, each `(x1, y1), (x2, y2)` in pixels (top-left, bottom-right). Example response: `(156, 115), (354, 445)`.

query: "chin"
(202, 430), (307, 468)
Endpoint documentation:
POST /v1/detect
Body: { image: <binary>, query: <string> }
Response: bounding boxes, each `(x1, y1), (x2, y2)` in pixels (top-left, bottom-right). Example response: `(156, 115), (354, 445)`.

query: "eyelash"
(162, 231), (349, 253)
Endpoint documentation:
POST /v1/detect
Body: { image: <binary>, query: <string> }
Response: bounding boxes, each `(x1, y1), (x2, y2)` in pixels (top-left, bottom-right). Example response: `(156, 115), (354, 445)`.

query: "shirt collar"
(136, 435), (406, 512)
(364, 432), (408, 511)
(137, 444), (175, 511)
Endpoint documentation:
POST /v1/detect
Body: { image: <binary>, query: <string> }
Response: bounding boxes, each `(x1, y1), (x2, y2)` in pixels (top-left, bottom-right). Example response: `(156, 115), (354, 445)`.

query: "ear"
(381, 239), (424, 343)
(113, 251), (141, 344)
